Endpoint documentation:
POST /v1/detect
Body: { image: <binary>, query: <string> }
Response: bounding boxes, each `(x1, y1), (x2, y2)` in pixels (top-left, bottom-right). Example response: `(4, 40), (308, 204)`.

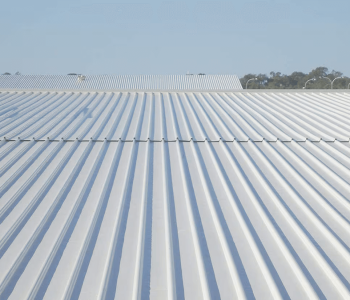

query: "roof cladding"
(1, 91), (349, 142)
(0, 89), (350, 300)
(0, 75), (243, 90)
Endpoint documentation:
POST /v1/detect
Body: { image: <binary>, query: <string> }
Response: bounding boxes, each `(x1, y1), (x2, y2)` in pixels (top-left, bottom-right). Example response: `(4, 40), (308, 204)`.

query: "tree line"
(240, 67), (350, 89)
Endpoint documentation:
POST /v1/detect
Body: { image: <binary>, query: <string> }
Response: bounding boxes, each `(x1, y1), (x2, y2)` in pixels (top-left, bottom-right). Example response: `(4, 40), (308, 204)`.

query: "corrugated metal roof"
(0, 91), (349, 142)
(0, 90), (350, 299)
(0, 75), (243, 91)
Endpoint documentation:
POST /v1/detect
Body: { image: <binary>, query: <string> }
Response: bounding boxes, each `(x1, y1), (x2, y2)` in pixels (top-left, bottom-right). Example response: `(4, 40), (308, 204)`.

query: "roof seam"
(1, 139), (349, 143)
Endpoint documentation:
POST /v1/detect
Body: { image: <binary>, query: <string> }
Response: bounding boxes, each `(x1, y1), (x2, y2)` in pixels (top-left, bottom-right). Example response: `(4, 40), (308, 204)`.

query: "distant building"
(0, 74), (243, 90)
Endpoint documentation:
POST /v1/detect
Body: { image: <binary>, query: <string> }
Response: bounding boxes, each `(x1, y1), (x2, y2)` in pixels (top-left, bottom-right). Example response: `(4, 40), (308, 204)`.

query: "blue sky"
(1, 0), (349, 77)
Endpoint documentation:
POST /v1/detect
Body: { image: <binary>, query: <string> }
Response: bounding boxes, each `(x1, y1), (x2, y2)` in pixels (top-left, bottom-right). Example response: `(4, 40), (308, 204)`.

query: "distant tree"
(330, 70), (343, 78)
(240, 67), (349, 89)
(2, 72), (11, 75)
(310, 67), (328, 78)
(289, 72), (306, 89)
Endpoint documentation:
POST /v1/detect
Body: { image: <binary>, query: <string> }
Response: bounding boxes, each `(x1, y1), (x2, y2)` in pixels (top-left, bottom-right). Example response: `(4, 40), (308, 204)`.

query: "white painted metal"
(0, 91), (349, 142)
(0, 90), (349, 299)
(0, 75), (243, 91)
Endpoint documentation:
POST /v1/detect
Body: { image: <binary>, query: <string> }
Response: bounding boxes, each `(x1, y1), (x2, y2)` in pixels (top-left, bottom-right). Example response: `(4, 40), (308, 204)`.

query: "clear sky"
(1, 0), (349, 77)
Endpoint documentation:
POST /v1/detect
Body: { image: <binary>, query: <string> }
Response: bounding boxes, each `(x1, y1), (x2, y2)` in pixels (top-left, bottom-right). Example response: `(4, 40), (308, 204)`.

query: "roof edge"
(0, 88), (349, 93)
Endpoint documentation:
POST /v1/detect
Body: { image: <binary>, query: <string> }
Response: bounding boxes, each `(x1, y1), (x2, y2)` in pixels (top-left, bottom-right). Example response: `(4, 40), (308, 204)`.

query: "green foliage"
(240, 67), (350, 89)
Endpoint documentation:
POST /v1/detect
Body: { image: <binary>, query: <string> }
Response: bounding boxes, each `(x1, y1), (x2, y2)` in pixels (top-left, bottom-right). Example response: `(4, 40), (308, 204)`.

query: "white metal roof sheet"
(0, 89), (349, 299)
(0, 75), (243, 91)
(0, 91), (349, 142)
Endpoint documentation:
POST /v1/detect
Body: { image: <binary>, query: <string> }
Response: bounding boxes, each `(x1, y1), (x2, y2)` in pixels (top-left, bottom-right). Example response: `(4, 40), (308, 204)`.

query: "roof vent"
(78, 75), (86, 82)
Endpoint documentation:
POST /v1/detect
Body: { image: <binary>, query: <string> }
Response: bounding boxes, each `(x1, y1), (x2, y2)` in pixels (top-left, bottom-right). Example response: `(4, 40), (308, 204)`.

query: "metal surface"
(0, 75), (243, 91)
(0, 90), (350, 299)
(0, 91), (349, 142)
